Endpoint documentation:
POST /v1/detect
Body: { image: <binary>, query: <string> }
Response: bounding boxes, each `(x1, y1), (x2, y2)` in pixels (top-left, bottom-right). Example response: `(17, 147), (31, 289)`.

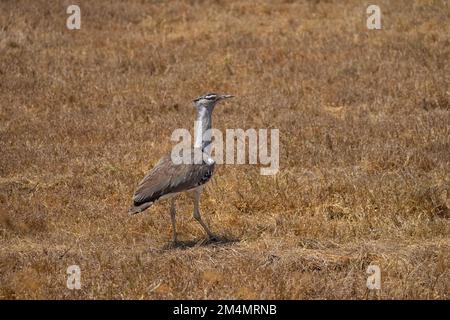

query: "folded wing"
(132, 152), (215, 209)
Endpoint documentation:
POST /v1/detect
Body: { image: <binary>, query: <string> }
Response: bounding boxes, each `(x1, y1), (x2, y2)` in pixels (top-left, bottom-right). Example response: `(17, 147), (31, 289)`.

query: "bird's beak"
(220, 94), (234, 100)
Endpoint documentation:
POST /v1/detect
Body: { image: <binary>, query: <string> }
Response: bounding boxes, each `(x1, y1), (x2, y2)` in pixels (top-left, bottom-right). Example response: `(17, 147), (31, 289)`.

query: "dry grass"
(1, 0), (449, 299)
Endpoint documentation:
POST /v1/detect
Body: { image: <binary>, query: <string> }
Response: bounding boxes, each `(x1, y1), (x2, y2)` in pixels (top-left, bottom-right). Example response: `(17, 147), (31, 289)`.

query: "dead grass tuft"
(0, 0), (449, 299)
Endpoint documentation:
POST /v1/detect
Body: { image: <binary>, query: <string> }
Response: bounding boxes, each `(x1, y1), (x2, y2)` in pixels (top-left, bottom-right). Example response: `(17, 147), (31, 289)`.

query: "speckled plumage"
(129, 150), (214, 214)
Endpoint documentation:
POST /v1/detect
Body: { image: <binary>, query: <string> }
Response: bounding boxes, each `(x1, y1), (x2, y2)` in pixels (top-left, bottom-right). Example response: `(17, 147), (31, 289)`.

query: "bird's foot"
(163, 240), (181, 250)
(207, 234), (220, 242)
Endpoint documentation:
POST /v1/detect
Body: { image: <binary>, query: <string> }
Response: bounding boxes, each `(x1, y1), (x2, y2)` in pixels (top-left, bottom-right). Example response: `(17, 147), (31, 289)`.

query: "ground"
(0, 0), (449, 299)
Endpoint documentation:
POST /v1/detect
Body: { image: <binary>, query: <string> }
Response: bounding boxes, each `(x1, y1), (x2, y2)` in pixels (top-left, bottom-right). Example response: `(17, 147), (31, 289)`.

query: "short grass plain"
(0, 0), (449, 299)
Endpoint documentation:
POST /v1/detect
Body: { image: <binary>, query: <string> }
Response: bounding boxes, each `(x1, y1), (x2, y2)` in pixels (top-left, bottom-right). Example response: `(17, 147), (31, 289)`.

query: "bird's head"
(193, 93), (234, 111)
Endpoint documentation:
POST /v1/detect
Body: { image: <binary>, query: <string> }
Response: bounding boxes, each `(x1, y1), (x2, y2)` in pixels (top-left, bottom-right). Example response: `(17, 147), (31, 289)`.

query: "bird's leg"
(193, 189), (216, 240)
(170, 198), (177, 244)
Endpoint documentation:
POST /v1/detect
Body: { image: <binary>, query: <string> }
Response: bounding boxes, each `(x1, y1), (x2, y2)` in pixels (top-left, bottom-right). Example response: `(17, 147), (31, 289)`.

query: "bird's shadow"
(161, 235), (240, 251)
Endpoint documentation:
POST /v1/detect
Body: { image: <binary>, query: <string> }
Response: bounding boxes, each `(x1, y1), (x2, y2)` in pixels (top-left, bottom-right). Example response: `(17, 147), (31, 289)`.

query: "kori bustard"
(129, 93), (234, 243)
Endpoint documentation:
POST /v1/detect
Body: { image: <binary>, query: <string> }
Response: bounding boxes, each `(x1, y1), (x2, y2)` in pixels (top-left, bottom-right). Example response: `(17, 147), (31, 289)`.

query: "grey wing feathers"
(131, 152), (215, 209)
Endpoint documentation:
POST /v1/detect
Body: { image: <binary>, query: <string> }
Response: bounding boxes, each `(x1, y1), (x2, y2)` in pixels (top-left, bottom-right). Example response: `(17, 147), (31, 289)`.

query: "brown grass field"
(0, 0), (449, 299)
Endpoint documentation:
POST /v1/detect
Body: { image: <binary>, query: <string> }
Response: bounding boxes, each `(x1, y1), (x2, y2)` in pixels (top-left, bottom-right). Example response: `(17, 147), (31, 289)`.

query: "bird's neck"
(194, 107), (213, 155)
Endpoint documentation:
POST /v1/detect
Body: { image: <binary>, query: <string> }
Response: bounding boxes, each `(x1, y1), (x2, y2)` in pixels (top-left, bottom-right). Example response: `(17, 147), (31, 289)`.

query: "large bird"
(129, 93), (234, 244)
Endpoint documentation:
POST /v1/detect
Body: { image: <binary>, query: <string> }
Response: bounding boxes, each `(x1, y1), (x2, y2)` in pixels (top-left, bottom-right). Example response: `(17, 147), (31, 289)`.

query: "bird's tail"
(128, 202), (153, 215)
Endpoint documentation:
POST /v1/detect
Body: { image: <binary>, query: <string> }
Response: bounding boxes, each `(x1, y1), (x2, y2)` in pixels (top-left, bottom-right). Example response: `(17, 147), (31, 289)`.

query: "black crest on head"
(193, 93), (218, 103)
